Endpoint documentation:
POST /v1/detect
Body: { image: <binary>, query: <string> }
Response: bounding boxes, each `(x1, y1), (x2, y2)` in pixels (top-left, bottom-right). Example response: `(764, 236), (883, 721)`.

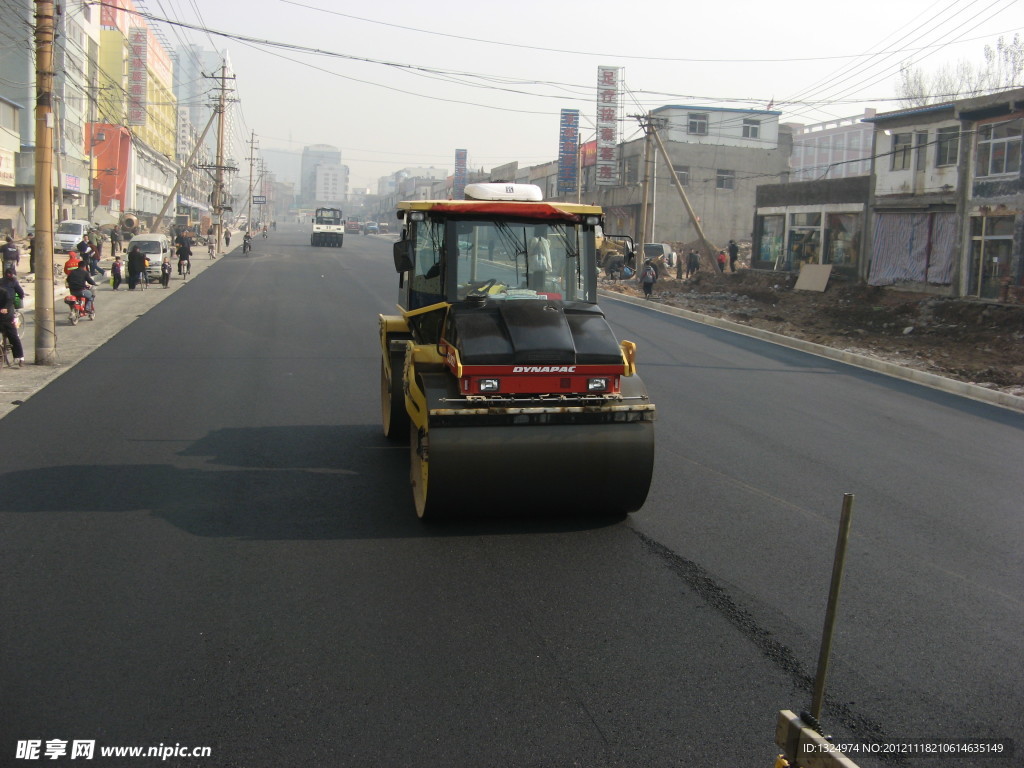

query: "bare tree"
(897, 34), (1023, 106)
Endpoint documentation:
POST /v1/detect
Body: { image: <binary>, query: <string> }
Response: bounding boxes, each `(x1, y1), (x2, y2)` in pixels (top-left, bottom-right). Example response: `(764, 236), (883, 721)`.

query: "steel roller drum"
(413, 419), (654, 517)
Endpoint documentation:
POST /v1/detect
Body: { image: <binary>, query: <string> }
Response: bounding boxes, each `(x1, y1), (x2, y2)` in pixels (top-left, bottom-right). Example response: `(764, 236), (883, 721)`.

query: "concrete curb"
(0, 246), (232, 421)
(600, 288), (1024, 414)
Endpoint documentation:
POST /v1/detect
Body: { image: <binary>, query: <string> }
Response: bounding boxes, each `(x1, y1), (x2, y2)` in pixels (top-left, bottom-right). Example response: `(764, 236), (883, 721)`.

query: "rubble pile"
(603, 269), (1024, 397)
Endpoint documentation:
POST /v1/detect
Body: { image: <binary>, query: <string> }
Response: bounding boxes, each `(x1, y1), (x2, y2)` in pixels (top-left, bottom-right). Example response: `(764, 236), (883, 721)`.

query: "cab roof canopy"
(397, 183), (601, 222)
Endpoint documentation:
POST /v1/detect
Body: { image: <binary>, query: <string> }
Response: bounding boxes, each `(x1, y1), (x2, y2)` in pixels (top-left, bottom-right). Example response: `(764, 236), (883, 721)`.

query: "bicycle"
(179, 259), (191, 281)
(208, 241), (216, 259)
(1, 305), (26, 367)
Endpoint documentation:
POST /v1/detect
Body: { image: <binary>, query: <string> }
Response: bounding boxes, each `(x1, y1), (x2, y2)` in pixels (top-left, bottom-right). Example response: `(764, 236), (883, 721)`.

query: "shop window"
(757, 215), (785, 269)
(824, 213), (860, 268)
(975, 118), (1022, 177)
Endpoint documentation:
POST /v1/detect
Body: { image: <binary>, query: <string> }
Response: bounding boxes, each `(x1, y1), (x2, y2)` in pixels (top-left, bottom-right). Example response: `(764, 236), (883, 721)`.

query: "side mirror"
(393, 239), (413, 273)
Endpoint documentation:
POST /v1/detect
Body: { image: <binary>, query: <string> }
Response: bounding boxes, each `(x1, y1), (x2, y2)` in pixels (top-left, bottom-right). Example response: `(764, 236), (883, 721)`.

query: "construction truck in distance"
(379, 182), (656, 519)
(310, 207), (344, 247)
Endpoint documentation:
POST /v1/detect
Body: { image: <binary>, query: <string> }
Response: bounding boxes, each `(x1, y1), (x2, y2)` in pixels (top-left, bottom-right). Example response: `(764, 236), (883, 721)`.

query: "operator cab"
(393, 184), (601, 312)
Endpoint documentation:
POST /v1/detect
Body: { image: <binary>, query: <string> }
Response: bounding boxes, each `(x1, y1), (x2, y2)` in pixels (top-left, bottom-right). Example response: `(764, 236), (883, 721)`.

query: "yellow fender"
(620, 340), (638, 377)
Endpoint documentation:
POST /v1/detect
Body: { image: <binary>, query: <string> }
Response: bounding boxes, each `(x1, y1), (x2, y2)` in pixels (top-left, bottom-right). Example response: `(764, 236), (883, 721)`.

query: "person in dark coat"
(0, 271), (25, 365)
(728, 240), (739, 273)
(2, 235), (20, 276)
(685, 250), (700, 279)
(127, 246), (147, 290)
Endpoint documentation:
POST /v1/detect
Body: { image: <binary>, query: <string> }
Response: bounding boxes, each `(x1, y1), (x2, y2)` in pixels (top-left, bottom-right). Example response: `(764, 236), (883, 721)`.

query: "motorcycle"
(64, 293), (94, 325)
(242, 236), (252, 255)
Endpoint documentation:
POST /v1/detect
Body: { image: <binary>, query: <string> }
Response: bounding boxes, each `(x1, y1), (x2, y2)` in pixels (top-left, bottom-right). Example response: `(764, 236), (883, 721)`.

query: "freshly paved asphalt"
(1, 228), (1019, 767)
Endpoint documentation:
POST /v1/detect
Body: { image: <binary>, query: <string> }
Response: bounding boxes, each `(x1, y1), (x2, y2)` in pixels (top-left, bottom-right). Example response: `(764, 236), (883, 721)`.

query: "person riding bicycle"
(176, 240), (192, 276)
(66, 261), (97, 315)
(0, 271), (24, 366)
(0, 268), (25, 311)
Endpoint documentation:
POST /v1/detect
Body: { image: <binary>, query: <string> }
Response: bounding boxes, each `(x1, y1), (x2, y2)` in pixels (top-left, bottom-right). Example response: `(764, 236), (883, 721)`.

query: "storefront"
(967, 214), (1017, 299)
(753, 205), (864, 276)
(752, 176), (869, 277)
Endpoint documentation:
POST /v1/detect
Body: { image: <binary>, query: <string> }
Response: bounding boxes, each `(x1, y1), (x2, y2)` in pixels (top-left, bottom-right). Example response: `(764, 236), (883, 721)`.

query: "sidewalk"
(0, 246), (230, 420)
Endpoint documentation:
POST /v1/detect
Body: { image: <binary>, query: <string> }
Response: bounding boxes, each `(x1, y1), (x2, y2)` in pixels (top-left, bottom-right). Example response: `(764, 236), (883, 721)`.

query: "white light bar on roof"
(463, 183), (544, 202)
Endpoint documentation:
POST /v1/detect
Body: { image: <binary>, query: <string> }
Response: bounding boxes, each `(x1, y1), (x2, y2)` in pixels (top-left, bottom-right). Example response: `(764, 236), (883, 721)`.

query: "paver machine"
(379, 183), (655, 519)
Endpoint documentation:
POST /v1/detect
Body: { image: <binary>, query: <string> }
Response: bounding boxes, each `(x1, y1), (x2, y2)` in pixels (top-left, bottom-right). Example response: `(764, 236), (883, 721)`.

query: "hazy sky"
(159, 0), (1022, 190)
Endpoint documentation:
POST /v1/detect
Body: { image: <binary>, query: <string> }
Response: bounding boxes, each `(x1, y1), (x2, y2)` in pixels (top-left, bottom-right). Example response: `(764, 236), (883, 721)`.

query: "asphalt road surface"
(1, 224), (1020, 767)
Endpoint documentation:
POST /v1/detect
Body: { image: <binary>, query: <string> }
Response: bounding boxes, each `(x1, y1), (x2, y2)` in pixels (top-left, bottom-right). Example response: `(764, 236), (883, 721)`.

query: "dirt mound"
(605, 269), (1024, 395)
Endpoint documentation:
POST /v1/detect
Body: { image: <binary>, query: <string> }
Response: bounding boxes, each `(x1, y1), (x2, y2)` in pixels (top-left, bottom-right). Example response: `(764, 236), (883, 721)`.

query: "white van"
(54, 220), (92, 254)
(126, 233), (171, 282)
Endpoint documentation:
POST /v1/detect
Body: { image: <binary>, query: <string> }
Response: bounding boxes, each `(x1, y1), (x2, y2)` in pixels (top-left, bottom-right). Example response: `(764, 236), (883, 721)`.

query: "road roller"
(379, 183), (655, 519)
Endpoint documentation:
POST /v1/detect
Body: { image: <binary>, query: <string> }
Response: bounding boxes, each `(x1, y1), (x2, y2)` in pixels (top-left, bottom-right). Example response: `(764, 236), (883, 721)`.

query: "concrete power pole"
(641, 114), (722, 273)
(245, 132), (257, 233)
(637, 121), (653, 264)
(212, 64), (229, 256)
(150, 108), (218, 235)
(33, 0), (57, 365)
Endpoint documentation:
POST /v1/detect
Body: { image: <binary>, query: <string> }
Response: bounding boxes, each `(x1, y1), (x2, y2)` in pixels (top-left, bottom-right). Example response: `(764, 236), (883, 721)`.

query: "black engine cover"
(449, 300), (623, 366)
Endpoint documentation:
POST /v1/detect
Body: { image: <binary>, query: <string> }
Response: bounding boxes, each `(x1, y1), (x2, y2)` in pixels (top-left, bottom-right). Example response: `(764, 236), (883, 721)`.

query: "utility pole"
(637, 121), (653, 262)
(200, 63), (235, 256)
(245, 131), (258, 232)
(639, 114), (722, 273)
(33, 0), (57, 365)
(150, 108), (218, 235)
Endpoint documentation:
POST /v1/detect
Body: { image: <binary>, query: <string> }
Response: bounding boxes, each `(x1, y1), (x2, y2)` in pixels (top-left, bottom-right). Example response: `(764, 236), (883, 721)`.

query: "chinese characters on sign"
(557, 109), (580, 196)
(127, 28), (148, 127)
(453, 149), (468, 200)
(596, 66), (621, 186)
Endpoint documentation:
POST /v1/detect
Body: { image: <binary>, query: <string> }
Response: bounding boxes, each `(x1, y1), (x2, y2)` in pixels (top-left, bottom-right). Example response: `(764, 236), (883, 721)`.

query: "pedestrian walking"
(2, 235), (20, 276)
(87, 229), (106, 277)
(111, 255), (123, 290)
(127, 245), (146, 290)
(728, 240), (739, 273)
(224, 228), (232, 248)
(27, 233), (35, 274)
(160, 257), (172, 288)
(109, 228), (121, 257)
(640, 260), (658, 299)
(685, 250), (699, 279)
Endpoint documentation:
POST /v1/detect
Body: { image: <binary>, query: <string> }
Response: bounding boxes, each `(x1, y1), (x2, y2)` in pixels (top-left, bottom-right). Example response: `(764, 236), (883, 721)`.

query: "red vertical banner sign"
(127, 27), (148, 127)
(596, 66), (620, 186)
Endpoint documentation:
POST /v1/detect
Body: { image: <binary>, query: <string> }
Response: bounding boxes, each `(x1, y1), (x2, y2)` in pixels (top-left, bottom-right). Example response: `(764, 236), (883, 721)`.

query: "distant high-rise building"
(301, 144), (348, 205)
(172, 45), (236, 163)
